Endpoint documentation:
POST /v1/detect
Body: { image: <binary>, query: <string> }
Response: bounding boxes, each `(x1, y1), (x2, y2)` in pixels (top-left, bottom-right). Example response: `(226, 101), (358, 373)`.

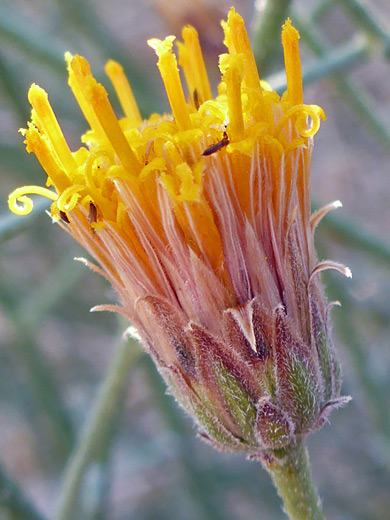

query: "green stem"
(0, 53), (28, 123)
(54, 335), (141, 520)
(262, 440), (325, 520)
(0, 463), (47, 520)
(311, 0), (336, 22)
(55, 0), (162, 115)
(0, 5), (65, 73)
(337, 0), (390, 51)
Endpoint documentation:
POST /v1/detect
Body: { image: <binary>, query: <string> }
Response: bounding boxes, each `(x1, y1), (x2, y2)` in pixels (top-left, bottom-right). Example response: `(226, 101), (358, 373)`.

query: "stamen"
(282, 19), (303, 106)
(148, 36), (191, 131)
(220, 54), (245, 141)
(223, 7), (262, 94)
(65, 52), (105, 140)
(70, 55), (141, 174)
(28, 85), (76, 174)
(162, 140), (184, 170)
(274, 104), (326, 138)
(8, 185), (58, 215)
(20, 124), (70, 191)
(179, 163), (201, 201)
(178, 25), (212, 106)
(57, 185), (85, 211)
(105, 60), (142, 123)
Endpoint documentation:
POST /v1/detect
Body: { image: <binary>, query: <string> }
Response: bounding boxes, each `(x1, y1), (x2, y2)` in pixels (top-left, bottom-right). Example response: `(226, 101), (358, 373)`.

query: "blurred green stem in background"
(263, 441), (325, 520)
(0, 54), (28, 123)
(252, 0), (292, 76)
(0, 5), (66, 73)
(0, 463), (47, 520)
(1, 297), (76, 464)
(270, 36), (369, 93)
(336, 0), (390, 53)
(311, 0), (336, 22)
(54, 333), (142, 520)
(295, 16), (390, 146)
(317, 207), (390, 266)
(0, 2), (162, 117)
(0, 199), (49, 243)
(298, 36), (368, 87)
(0, 256), (89, 464)
(16, 257), (85, 331)
(326, 278), (390, 446)
(54, 0), (162, 115)
(315, 234), (390, 462)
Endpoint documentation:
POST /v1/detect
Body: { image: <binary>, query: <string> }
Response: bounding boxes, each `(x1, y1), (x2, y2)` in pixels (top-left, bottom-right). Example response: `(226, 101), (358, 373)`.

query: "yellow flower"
(9, 8), (351, 454)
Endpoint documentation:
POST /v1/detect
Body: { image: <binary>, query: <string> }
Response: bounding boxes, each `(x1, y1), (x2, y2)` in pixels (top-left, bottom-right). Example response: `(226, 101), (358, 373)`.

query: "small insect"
(193, 88), (200, 110)
(202, 131), (229, 156)
(59, 210), (70, 223)
(89, 202), (97, 226)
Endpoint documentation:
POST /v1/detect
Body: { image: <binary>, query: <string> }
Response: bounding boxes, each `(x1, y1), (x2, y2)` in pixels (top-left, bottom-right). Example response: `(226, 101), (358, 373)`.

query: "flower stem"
(262, 440), (325, 520)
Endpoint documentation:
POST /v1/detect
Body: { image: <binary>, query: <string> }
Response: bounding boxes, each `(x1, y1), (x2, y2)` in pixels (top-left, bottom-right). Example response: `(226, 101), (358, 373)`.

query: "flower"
(9, 8), (351, 456)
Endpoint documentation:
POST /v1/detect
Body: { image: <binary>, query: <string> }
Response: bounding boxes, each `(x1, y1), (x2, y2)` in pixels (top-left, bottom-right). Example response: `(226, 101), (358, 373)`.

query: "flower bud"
(8, 8), (351, 456)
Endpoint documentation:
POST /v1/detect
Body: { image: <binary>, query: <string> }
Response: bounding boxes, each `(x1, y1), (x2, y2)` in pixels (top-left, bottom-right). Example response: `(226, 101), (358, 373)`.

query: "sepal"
(274, 305), (322, 433)
(255, 397), (295, 449)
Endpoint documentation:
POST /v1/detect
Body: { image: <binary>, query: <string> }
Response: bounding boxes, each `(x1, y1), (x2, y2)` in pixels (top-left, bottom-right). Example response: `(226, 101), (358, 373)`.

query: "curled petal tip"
(310, 260), (353, 283)
(328, 300), (342, 309)
(310, 200), (344, 232)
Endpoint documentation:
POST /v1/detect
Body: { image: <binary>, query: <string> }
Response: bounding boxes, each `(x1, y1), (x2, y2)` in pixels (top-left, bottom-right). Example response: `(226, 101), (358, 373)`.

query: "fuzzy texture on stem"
(260, 439), (325, 520)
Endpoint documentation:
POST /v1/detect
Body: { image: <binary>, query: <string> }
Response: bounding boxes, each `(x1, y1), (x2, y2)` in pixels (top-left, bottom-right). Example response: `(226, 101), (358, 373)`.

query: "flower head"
(9, 8), (351, 455)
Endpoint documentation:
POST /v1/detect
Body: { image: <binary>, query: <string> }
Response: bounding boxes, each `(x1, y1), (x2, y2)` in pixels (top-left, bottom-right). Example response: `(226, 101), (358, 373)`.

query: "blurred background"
(1, 0), (390, 519)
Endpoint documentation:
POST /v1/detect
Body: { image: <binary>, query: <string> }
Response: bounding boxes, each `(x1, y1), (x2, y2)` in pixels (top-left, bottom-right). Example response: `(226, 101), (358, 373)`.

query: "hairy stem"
(262, 440), (325, 520)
